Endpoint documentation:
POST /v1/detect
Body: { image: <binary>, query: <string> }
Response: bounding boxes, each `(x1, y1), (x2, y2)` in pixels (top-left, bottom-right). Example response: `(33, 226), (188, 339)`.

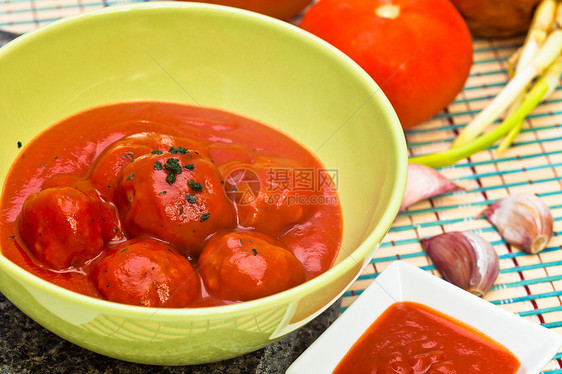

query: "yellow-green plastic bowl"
(0, 2), (407, 365)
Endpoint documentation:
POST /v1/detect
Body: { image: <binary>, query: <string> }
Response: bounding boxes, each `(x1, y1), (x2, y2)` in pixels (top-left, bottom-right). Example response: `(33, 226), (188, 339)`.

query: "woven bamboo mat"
(2, 1), (562, 373)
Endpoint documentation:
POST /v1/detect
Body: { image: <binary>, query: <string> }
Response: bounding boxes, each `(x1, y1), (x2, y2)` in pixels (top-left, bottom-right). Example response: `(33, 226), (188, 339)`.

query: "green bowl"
(0, 2), (407, 365)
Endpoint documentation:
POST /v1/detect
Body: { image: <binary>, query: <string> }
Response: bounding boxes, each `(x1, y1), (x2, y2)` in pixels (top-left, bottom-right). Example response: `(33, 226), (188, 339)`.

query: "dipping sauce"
(334, 301), (521, 374)
(0, 101), (342, 308)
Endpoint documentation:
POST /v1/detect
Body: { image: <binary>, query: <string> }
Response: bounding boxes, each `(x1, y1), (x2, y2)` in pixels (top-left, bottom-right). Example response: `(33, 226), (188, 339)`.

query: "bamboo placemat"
(2, 1), (562, 373)
(0, 0), (148, 33)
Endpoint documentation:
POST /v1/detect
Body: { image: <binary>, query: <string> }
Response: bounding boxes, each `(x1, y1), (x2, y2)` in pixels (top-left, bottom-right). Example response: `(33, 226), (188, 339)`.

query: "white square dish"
(287, 260), (562, 374)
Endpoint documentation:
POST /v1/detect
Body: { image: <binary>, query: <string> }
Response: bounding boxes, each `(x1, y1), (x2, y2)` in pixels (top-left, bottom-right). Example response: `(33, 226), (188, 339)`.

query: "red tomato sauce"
(334, 301), (521, 374)
(0, 101), (342, 308)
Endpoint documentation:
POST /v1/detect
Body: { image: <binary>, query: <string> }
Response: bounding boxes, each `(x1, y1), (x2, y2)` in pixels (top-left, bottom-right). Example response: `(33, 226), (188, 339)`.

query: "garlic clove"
(481, 194), (553, 254)
(400, 163), (463, 212)
(423, 231), (499, 297)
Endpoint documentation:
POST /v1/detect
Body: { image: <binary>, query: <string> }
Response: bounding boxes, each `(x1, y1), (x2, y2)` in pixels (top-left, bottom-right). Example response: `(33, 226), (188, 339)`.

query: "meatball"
(198, 231), (306, 301)
(115, 150), (236, 257)
(88, 144), (152, 201)
(92, 239), (200, 307)
(17, 186), (105, 270)
(88, 132), (203, 201)
(220, 159), (320, 236)
(41, 174), (126, 243)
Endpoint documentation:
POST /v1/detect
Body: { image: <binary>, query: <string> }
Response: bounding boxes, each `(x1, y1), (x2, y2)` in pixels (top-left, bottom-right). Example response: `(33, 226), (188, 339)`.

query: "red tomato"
(300, 0), (473, 129)
(180, 0), (314, 20)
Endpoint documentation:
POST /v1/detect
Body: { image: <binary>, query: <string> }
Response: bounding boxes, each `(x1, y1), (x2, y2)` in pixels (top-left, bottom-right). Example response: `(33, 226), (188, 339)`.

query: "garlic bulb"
(481, 194), (553, 254)
(400, 163), (463, 212)
(423, 231), (499, 297)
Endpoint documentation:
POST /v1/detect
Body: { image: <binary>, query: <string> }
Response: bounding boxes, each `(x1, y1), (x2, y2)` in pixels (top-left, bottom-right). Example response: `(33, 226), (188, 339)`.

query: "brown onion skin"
(449, 0), (542, 38)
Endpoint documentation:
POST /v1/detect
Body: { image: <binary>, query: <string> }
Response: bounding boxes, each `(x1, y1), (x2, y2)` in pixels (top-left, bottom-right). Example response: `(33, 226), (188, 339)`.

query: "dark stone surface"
(0, 293), (341, 374)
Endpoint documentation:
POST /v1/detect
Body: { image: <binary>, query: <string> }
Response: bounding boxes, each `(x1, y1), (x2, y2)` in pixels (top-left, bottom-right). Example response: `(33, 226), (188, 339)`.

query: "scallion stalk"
(410, 57), (562, 168)
(451, 23), (562, 148)
(497, 0), (557, 153)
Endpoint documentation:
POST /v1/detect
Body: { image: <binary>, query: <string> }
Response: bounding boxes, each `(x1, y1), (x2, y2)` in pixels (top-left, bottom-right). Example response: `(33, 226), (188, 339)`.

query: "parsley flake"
(164, 158), (182, 174)
(185, 194), (197, 203)
(184, 163), (194, 170)
(151, 150), (163, 155)
(154, 161), (163, 170)
(188, 180), (203, 192)
(252, 248), (258, 256)
(200, 212), (210, 222)
(166, 172), (177, 185)
(125, 173), (135, 181)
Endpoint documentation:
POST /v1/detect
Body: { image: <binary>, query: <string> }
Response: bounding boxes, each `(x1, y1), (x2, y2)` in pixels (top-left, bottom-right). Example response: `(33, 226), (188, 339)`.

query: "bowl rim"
(0, 1), (408, 319)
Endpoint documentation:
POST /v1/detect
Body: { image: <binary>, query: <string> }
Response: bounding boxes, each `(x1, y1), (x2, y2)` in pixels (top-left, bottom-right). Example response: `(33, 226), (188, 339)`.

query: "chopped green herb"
(17, 141), (22, 149)
(188, 180), (203, 192)
(125, 173), (135, 181)
(164, 158), (182, 174)
(252, 248), (258, 256)
(151, 150), (163, 155)
(200, 212), (210, 222)
(185, 194), (197, 203)
(154, 161), (163, 170)
(121, 248), (128, 253)
(159, 191), (167, 195)
(179, 207), (183, 215)
(107, 282), (110, 287)
(184, 163), (194, 170)
(8, 235), (14, 239)
(186, 150), (192, 157)
(239, 239), (243, 244)
(91, 218), (95, 222)
(166, 172), (176, 185)
(139, 302), (144, 305)
(176, 146), (188, 154)
(167, 248), (173, 252)
(113, 228), (118, 232)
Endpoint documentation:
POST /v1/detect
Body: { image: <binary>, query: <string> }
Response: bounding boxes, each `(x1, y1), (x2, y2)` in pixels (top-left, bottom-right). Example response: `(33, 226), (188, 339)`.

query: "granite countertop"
(0, 293), (341, 373)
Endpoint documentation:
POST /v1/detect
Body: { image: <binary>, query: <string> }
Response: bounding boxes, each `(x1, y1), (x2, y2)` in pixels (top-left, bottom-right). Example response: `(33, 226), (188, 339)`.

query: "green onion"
(410, 58), (561, 167)
(452, 13), (562, 148)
